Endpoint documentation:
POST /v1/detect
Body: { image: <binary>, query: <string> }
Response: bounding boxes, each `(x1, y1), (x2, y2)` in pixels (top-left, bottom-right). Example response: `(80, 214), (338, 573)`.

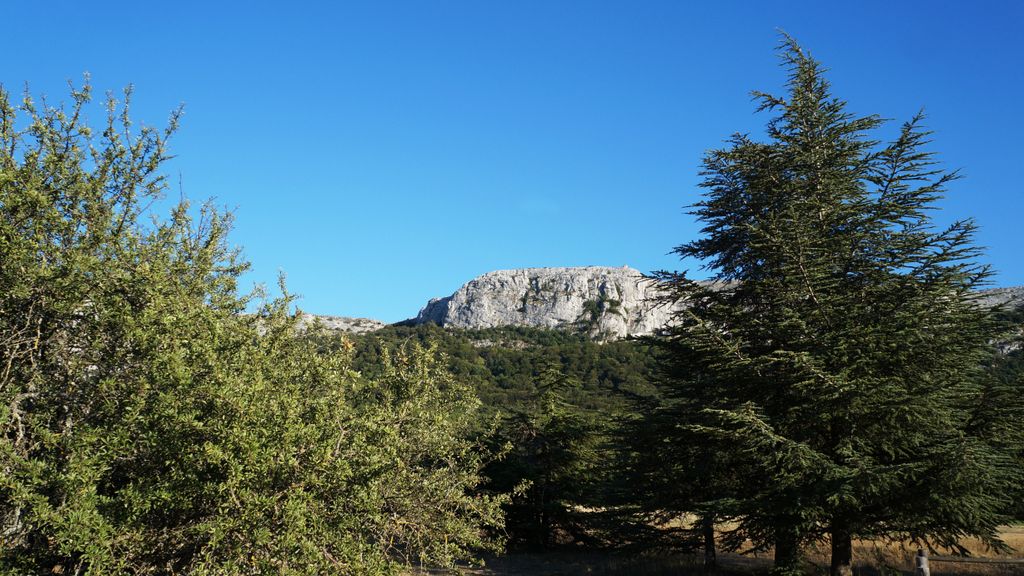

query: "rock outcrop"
(299, 266), (1023, 341)
(297, 314), (388, 334)
(977, 286), (1024, 311)
(410, 266), (678, 339)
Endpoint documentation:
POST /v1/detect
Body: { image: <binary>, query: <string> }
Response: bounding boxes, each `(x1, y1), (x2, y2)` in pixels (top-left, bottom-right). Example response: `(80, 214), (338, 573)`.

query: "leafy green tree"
(0, 80), (503, 574)
(651, 38), (1020, 576)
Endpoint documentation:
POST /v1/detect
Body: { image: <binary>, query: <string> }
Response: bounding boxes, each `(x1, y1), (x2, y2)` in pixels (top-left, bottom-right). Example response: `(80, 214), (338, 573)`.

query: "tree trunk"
(772, 532), (801, 576)
(830, 523), (853, 576)
(539, 464), (551, 548)
(702, 515), (717, 571)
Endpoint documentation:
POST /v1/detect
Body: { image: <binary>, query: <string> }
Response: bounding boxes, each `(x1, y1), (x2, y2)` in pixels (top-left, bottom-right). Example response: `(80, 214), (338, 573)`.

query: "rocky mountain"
(306, 266), (1024, 340)
(297, 313), (387, 334)
(410, 266), (679, 340)
(976, 286), (1024, 311)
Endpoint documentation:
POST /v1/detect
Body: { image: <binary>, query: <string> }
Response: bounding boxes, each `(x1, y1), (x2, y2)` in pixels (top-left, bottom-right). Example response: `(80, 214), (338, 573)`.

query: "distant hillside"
(345, 323), (660, 413)
(296, 313), (386, 334)
(303, 266), (1024, 340)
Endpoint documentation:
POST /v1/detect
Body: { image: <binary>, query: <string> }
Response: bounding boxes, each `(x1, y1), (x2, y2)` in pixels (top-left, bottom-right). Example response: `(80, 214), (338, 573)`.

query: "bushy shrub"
(0, 81), (503, 575)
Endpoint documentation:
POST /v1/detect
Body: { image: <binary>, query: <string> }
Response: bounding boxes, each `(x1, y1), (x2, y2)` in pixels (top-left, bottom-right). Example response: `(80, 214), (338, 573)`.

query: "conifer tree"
(485, 364), (601, 549)
(652, 38), (1019, 575)
(623, 349), (754, 569)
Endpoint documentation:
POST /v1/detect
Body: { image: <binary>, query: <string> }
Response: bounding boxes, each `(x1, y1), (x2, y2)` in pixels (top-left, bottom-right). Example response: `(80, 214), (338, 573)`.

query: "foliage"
(483, 364), (603, 550)
(349, 323), (659, 415)
(620, 359), (754, 566)
(646, 38), (1020, 575)
(347, 324), (658, 548)
(576, 295), (623, 336)
(986, 303), (1024, 521)
(0, 80), (502, 575)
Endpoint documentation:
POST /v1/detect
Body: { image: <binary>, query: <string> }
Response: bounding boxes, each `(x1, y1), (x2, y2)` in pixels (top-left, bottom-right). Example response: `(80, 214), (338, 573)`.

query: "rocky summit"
(976, 285), (1024, 310)
(410, 266), (679, 340)
(304, 267), (1024, 341)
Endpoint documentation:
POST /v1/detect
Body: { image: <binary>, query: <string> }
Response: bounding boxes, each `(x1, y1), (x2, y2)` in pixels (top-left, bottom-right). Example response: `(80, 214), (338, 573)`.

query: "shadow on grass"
(412, 551), (772, 576)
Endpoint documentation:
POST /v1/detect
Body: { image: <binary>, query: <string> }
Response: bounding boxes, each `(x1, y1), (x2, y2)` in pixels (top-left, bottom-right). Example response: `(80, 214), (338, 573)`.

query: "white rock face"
(977, 286), (1024, 311)
(412, 266), (678, 339)
(298, 270), (1023, 342)
(297, 313), (387, 334)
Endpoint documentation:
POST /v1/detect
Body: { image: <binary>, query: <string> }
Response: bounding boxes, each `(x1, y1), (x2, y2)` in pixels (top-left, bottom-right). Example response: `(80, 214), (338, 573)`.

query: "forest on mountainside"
(348, 324), (660, 412)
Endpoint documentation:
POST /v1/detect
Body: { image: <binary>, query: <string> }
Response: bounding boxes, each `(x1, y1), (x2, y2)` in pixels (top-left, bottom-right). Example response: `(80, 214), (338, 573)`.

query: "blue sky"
(4, 1), (1022, 322)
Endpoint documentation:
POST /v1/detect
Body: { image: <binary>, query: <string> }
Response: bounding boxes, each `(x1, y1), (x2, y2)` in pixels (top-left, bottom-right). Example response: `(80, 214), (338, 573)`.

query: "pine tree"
(652, 38), (1019, 576)
(485, 363), (601, 549)
(623, 345), (755, 569)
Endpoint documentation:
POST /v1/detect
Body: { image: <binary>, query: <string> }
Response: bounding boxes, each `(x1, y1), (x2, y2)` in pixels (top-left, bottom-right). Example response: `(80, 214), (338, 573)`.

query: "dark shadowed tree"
(622, 347), (759, 570)
(484, 363), (602, 550)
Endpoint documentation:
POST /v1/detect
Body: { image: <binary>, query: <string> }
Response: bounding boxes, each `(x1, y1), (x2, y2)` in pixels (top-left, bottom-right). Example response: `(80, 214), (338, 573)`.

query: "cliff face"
(407, 268), (1024, 340)
(411, 266), (678, 339)
(976, 286), (1024, 311)
(304, 267), (1024, 340)
(296, 314), (387, 334)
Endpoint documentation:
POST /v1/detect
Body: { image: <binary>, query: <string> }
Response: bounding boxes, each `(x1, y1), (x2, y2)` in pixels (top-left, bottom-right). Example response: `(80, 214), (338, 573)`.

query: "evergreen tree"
(623, 350), (754, 570)
(980, 304), (1024, 521)
(651, 38), (1019, 575)
(485, 364), (602, 549)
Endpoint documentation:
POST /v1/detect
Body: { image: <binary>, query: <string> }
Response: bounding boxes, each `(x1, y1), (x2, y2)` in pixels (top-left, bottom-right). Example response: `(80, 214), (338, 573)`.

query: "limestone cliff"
(303, 267), (1023, 341)
(410, 266), (678, 339)
(296, 313), (387, 334)
(977, 286), (1024, 311)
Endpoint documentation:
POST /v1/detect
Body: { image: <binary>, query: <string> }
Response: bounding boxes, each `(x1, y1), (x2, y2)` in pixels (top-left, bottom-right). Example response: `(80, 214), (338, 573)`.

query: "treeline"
(347, 323), (659, 413)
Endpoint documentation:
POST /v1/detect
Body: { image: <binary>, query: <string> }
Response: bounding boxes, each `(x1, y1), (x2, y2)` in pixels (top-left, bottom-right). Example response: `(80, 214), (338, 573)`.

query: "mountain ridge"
(408, 266), (679, 340)
(304, 266), (1024, 339)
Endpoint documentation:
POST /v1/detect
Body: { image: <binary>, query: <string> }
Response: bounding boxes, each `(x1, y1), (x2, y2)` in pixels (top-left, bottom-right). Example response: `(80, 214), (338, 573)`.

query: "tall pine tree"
(652, 37), (1019, 576)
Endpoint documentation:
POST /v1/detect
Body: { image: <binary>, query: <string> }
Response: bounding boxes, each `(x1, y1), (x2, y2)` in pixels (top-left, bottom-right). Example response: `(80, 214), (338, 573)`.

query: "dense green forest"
(348, 324), (660, 413)
(343, 324), (657, 551)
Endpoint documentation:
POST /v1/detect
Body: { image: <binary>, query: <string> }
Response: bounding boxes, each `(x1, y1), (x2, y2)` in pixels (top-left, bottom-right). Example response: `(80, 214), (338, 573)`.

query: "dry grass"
(410, 526), (1024, 576)
(799, 527), (1024, 575)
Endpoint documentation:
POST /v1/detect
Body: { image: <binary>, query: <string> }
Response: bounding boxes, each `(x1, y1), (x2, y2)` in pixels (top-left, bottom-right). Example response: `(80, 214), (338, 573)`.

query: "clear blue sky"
(4, 1), (1021, 322)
